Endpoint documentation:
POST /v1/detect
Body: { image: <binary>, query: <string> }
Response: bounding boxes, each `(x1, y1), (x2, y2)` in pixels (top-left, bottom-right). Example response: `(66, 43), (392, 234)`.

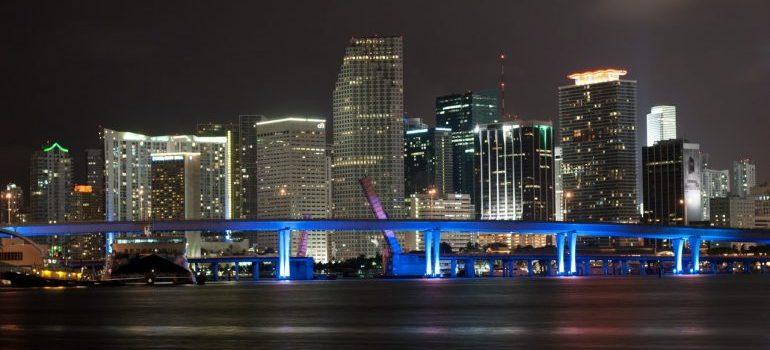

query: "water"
(2, 275), (769, 349)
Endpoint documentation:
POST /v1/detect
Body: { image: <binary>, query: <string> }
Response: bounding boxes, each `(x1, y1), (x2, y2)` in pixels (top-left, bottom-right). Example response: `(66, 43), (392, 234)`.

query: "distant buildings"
(406, 193), (475, 252)
(237, 115), (262, 219)
(85, 148), (105, 220)
(554, 147), (565, 221)
(255, 117), (330, 263)
(559, 69), (638, 224)
(1, 183), (24, 224)
(436, 90), (498, 198)
(103, 129), (231, 222)
(475, 121), (555, 221)
(711, 196), (755, 228)
(646, 105), (677, 146)
(331, 36), (405, 259)
(752, 185), (770, 229)
(642, 139), (704, 225)
(702, 167), (730, 219)
(404, 117), (453, 195)
(197, 122), (241, 219)
(29, 142), (72, 223)
(732, 158), (756, 197)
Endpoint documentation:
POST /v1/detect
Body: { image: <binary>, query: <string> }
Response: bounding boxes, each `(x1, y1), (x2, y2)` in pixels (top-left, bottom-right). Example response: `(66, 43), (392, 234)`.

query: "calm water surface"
(2, 275), (769, 349)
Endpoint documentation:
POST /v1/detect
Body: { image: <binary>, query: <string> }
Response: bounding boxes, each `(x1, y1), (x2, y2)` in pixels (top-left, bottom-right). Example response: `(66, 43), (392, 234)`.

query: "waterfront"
(1, 276), (770, 349)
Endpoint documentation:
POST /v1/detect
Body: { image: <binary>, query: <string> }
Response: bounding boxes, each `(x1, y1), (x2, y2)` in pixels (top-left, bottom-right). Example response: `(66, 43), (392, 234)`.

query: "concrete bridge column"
(278, 228), (291, 279)
(527, 260), (534, 277)
(465, 259), (475, 277)
(568, 231), (578, 275)
(507, 260), (515, 277)
(689, 236), (702, 274)
(450, 259), (457, 278)
(211, 263), (219, 282)
(619, 260), (627, 275)
(105, 232), (115, 255)
(556, 233), (566, 275)
(252, 262), (260, 281)
(745, 261), (752, 274)
(711, 260), (718, 274)
(432, 229), (441, 277)
(487, 259), (494, 277)
(233, 263), (240, 281)
(583, 260), (591, 276)
(423, 230), (433, 277)
(672, 238), (685, 274)
(639, 261), (647, 276)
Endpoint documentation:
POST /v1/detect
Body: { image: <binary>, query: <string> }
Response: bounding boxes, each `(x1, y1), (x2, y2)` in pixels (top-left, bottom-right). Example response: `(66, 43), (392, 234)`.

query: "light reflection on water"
(2, 276), (770, 349)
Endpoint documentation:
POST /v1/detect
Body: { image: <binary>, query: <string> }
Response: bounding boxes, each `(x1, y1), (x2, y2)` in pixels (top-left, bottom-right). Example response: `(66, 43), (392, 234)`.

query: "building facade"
(558, 69), (639, 225)
(435, 90), (498, 198)
(406, 193), (475, 252)
(732, 158), (756, 197)
(711, 196), (755, 228)
(645, 105), (677, 147)
(702, 167), (730, 220)
(554, 147), (565, 221)
(331, 36), (405, 259)
(1, 183), (24, 224)
(642, 139), (704, 225)
(255, 117), (330, 263)
(404, 118), (453, 196)
(29, 142), (73, 224)
(103, 129), (231, 222)
(475, 121), (555, 221)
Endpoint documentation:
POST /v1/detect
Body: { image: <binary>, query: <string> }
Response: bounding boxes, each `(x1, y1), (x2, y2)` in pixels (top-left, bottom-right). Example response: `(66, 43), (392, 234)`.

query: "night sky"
(2, 1), (769, 191)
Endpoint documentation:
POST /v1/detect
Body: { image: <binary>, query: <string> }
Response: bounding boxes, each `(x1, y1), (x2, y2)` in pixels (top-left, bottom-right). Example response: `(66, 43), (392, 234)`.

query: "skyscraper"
(404, 118), (453, 195)
(732, 158), (756, 197)
(475, 121), (554, 221)
(436, 90), (498, 197)
(30, 142), (73, 223)
(554, 147), (565, 221)
(255, 117), (330, 262)
(646, 105), (677, 146)
(406, 193), (475, 252)
(702, 167), (730, 219)
(331, 36), (404, 259)
(642, 139), (704, 225)
(85, 148), (105, 220)
(559, 69), (638, 226)
(197, 122), (241, 219)
(103, 129), (230, 222)
(238, 115), (262, 219)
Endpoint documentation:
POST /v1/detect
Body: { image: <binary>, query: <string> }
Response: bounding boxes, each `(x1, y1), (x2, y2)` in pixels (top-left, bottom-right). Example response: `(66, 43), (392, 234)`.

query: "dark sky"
(2, 1), (769, 190)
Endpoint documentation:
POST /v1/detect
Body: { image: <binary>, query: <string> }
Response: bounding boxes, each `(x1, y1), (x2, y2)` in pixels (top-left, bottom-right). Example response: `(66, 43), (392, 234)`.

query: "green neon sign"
(43, 142), (69, 153)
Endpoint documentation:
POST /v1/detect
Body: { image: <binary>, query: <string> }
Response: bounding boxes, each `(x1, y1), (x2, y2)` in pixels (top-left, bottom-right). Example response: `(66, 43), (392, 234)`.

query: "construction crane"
(359, 177), (402, 275)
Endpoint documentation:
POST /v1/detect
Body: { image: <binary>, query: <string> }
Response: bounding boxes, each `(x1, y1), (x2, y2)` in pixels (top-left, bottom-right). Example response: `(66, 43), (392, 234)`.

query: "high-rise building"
(404, 118), (453, 195)
(30, 142), (73, 223)
(197, 122), (241, 219)
(331, 36), (404, 259)
(711, 196), (755, 228)
(238, 115), (262, 219)
(85, 149), (105, 220)
(1, 183), (24, 224)
(65, 184), (104, 260)
(642, 139), (704, 225)
(732, 158), (756, 197)
(103, 129), (230, 222)
(475, 121), (555, 221)
(406, 193), (475, 252)
(436, 90), (498, 198)
(702, 167), (730, 220)
(646, 105), (677, 146)
(752, 184), (770, 229)
(255, 117), (330, 262)
(554, 147), (565, 221)
(559, 69), (638, 226)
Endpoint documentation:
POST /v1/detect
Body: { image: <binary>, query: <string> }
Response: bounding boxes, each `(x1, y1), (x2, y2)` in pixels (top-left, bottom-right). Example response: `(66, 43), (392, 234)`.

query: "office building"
(404, 118), (453, 195)
(559, 69), (638, 226)
(1, 183), (24, 224)
(554, 147), (565, 221)
(406, 193), (475, 252)
(642, 139), (704, 225)
(30, 142), (73, 223)
(238, 115), (262, 219)
(732, 158), (756, 197)
(436, 90), (498, 197)
(85, 149), (105, 220)
(711, 196), (755, 228)
(475, 121), (555, 221)
(103, 129), (231, 222)
(753, 185), (770, 229)
(255, 117), (330, 263)
(197, 122), (241, 219)
(331, 36), (404, 259)
(646, 105), (677, 146)
(702, 167), (730, 220)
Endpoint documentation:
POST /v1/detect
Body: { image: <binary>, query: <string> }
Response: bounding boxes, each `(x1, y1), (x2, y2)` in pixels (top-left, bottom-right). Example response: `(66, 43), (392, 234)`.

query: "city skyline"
(2, 1), (769, 189)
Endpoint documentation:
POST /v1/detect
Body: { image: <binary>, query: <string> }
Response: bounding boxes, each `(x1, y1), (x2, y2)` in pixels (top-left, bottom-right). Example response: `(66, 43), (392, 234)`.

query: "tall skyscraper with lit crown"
(331, 36), (404, 259)
(30, 142), (72, 223)
(646, 105), (677, 146)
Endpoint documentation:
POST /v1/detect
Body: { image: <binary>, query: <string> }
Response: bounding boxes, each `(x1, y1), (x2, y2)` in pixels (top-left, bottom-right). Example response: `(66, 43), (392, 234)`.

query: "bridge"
(3, 219), (770, 279)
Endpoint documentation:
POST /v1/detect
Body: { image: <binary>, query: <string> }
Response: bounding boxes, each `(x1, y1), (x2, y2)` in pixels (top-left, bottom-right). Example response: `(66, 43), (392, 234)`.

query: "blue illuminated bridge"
(3, 219), (770, 280)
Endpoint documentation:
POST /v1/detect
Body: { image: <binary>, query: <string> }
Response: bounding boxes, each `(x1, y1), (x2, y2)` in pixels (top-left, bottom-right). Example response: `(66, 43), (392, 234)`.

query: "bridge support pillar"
(450, 259), (457, 278)
(278, 228), (291, 279)
(465, 259), (475, 277)
(233, 263), (240, 281)
(602, 260), (609, 275)
(619, 260), (627, 275)
(689, 236), (702, 274)
(432, 229), (441, 277)
(639, 261), (647, 276)
(211, 263), (219, 282)
(423, 230), (433, 277)
(105, 232), (115, 255)
(711, 261), (718, 274)
(487, 259), (494, 277)
(673, 238), (684, 274)
(583, 260), (591, 276)
(556, 233), (566, 275)
(527, 260), (534, 277)
(252, 262), (260, 281)
(568, 231), (578, 275)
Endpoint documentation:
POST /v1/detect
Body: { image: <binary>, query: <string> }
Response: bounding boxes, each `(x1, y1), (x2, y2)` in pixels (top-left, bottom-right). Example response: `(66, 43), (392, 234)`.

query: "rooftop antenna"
(499, 53), (506, 120)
